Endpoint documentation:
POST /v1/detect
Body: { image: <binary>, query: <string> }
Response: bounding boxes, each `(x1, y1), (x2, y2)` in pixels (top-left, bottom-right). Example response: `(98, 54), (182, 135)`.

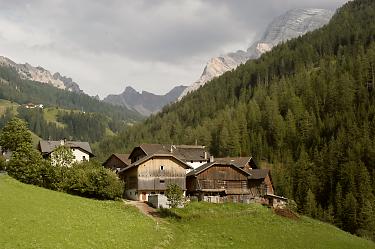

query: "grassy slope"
(0, 175), (164, 249)
(164, 203), (374, 249)
(0, 99), (18, 115)
(0, 175), (373, 249)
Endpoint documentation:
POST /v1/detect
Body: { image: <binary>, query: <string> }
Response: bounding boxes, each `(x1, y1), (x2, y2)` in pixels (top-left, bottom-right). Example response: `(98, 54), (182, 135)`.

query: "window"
(160, 165), (164, 170)
(82, 156), (86, 161)
(160, 192), (164, 195)
(151, 192), (155, 194)
(160, 180), (165, 184)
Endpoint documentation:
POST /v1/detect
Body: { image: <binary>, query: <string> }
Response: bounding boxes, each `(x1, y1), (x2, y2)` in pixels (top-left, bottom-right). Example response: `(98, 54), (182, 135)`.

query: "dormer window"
(160, 165), (164, 170)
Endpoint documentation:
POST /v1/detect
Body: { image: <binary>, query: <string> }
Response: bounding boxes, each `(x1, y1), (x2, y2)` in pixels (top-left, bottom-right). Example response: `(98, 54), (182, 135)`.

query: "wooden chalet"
(118, 154), (192, 201)
(186, 162), (252, 203)
(102, 153), (131, 172)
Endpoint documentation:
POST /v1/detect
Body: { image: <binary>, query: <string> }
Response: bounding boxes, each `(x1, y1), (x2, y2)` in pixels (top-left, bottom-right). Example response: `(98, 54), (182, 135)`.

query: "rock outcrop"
(178, 8), (334, 100)
(0, 56), (82, 93)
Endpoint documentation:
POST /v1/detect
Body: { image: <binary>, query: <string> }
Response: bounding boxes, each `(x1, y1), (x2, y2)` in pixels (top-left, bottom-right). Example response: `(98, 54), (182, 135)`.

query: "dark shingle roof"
(38, 140), (94, 156)
(248, 169), (270, 179)
(216, 157), (253, 168)
(102, 153), (131, 167)
(114, 153), (131, 165)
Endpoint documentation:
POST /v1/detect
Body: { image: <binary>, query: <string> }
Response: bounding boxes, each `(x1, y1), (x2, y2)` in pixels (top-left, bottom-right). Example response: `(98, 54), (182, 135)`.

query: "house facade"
(186, 162), (252, 203)
(119, 154), (191, 201)
(38, 140), (94, 165)
(186, 158), (280, 204)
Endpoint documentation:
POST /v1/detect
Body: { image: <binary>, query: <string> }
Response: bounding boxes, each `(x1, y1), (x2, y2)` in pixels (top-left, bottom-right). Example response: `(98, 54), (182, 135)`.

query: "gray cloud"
(0, 0), (348, 97)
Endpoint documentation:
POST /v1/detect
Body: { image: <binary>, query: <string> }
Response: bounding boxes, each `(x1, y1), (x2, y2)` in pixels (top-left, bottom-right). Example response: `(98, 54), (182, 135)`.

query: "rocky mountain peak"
(0, 55), (82, 93)
(104, 85), (187, 116)
(178, 8), (334, 100)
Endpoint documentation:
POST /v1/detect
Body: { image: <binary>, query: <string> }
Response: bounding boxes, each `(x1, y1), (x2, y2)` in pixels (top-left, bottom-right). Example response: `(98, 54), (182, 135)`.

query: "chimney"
(60, 140), (64, 146)
(204, 151), (208, 160)
(210, 155), (214, 163)
(170, 145), (173, 153)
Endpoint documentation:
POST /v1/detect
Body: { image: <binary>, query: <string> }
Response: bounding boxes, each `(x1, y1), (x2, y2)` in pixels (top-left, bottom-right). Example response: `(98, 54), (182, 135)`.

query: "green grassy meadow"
(1, 175), (374, 249)
(0, 175), (164, 249)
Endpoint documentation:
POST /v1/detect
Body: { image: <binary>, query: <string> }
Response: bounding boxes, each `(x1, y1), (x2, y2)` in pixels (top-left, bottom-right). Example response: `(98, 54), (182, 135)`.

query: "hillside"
(97, 0), (375, 238)
(0, 63), (143, 143)
(0, 65), (141, 122)
(1, 175), (373, 249)
(104, 85), (187, 116)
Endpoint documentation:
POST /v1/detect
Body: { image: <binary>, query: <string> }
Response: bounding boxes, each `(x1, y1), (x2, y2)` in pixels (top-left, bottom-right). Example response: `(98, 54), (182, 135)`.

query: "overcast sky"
(0, 0), (348, 97)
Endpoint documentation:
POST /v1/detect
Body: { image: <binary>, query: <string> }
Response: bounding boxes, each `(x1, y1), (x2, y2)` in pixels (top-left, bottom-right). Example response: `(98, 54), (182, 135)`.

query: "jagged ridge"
(0, 56), (82, 93)
(103, 85), (187, 116)
(178, 8), (334, 100)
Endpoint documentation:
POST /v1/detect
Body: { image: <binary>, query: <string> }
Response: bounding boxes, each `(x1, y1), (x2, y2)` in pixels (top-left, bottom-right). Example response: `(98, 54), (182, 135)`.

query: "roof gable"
(128, 143), (210, 162)
(216, 157), (256, 169)
(119, 154), (192, 174)
(103, 153), (131, 166)
(187, 162), (251, 177)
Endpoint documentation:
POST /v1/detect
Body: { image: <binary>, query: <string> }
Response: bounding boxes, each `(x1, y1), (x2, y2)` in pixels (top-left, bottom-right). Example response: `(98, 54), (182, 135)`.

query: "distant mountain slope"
(0, 56), (82, 93)
(104, 85), (187, 116)
(178, 8), (334, 100)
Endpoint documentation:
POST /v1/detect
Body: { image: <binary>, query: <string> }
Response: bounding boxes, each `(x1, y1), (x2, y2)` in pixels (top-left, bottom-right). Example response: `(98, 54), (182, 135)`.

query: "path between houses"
(123, 200), (161, 220)
(123, 200), (176, 248)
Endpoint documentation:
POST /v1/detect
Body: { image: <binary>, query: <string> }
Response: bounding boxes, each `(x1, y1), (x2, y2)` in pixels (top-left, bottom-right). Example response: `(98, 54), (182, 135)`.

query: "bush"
(165, 184), (184, 208)
(60, 161), (124, 200)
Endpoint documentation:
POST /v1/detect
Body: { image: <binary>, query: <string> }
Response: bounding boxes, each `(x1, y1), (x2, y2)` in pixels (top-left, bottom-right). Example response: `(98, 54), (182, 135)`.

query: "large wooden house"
(118, 154), (192, 201)
(186, 162), (252, 203)
(186, 157), (278, 204)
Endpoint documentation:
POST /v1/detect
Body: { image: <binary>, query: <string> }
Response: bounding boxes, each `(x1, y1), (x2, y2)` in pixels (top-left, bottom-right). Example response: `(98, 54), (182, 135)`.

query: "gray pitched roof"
(216, 157), (254, 168)
(102, 153), (131, 167)
(38, 140), (94, 156)
(131, 144), (210, 162)
(113, 153), (131, 165)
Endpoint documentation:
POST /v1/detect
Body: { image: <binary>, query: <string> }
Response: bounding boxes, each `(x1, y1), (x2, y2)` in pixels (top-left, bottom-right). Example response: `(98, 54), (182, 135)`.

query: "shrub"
(60, 161), (124, 200)
(165, 184), (184, 208)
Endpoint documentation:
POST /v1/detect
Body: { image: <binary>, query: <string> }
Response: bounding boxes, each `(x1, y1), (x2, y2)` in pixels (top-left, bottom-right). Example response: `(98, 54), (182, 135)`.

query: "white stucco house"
(38, 139), (94, 166)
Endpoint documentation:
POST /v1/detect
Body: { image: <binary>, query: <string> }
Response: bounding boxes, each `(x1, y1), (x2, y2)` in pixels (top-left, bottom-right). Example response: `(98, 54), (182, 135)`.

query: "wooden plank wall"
(137, 157), (186, 191)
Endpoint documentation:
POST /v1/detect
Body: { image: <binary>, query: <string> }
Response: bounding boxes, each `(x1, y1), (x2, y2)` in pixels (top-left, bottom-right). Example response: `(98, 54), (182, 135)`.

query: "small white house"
(38, 139), (94, 166)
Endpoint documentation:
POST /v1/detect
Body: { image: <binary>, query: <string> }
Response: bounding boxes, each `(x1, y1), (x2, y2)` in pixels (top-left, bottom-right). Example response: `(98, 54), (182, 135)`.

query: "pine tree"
(305, 189), (317, 218)
(343, 192), (358, 234)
